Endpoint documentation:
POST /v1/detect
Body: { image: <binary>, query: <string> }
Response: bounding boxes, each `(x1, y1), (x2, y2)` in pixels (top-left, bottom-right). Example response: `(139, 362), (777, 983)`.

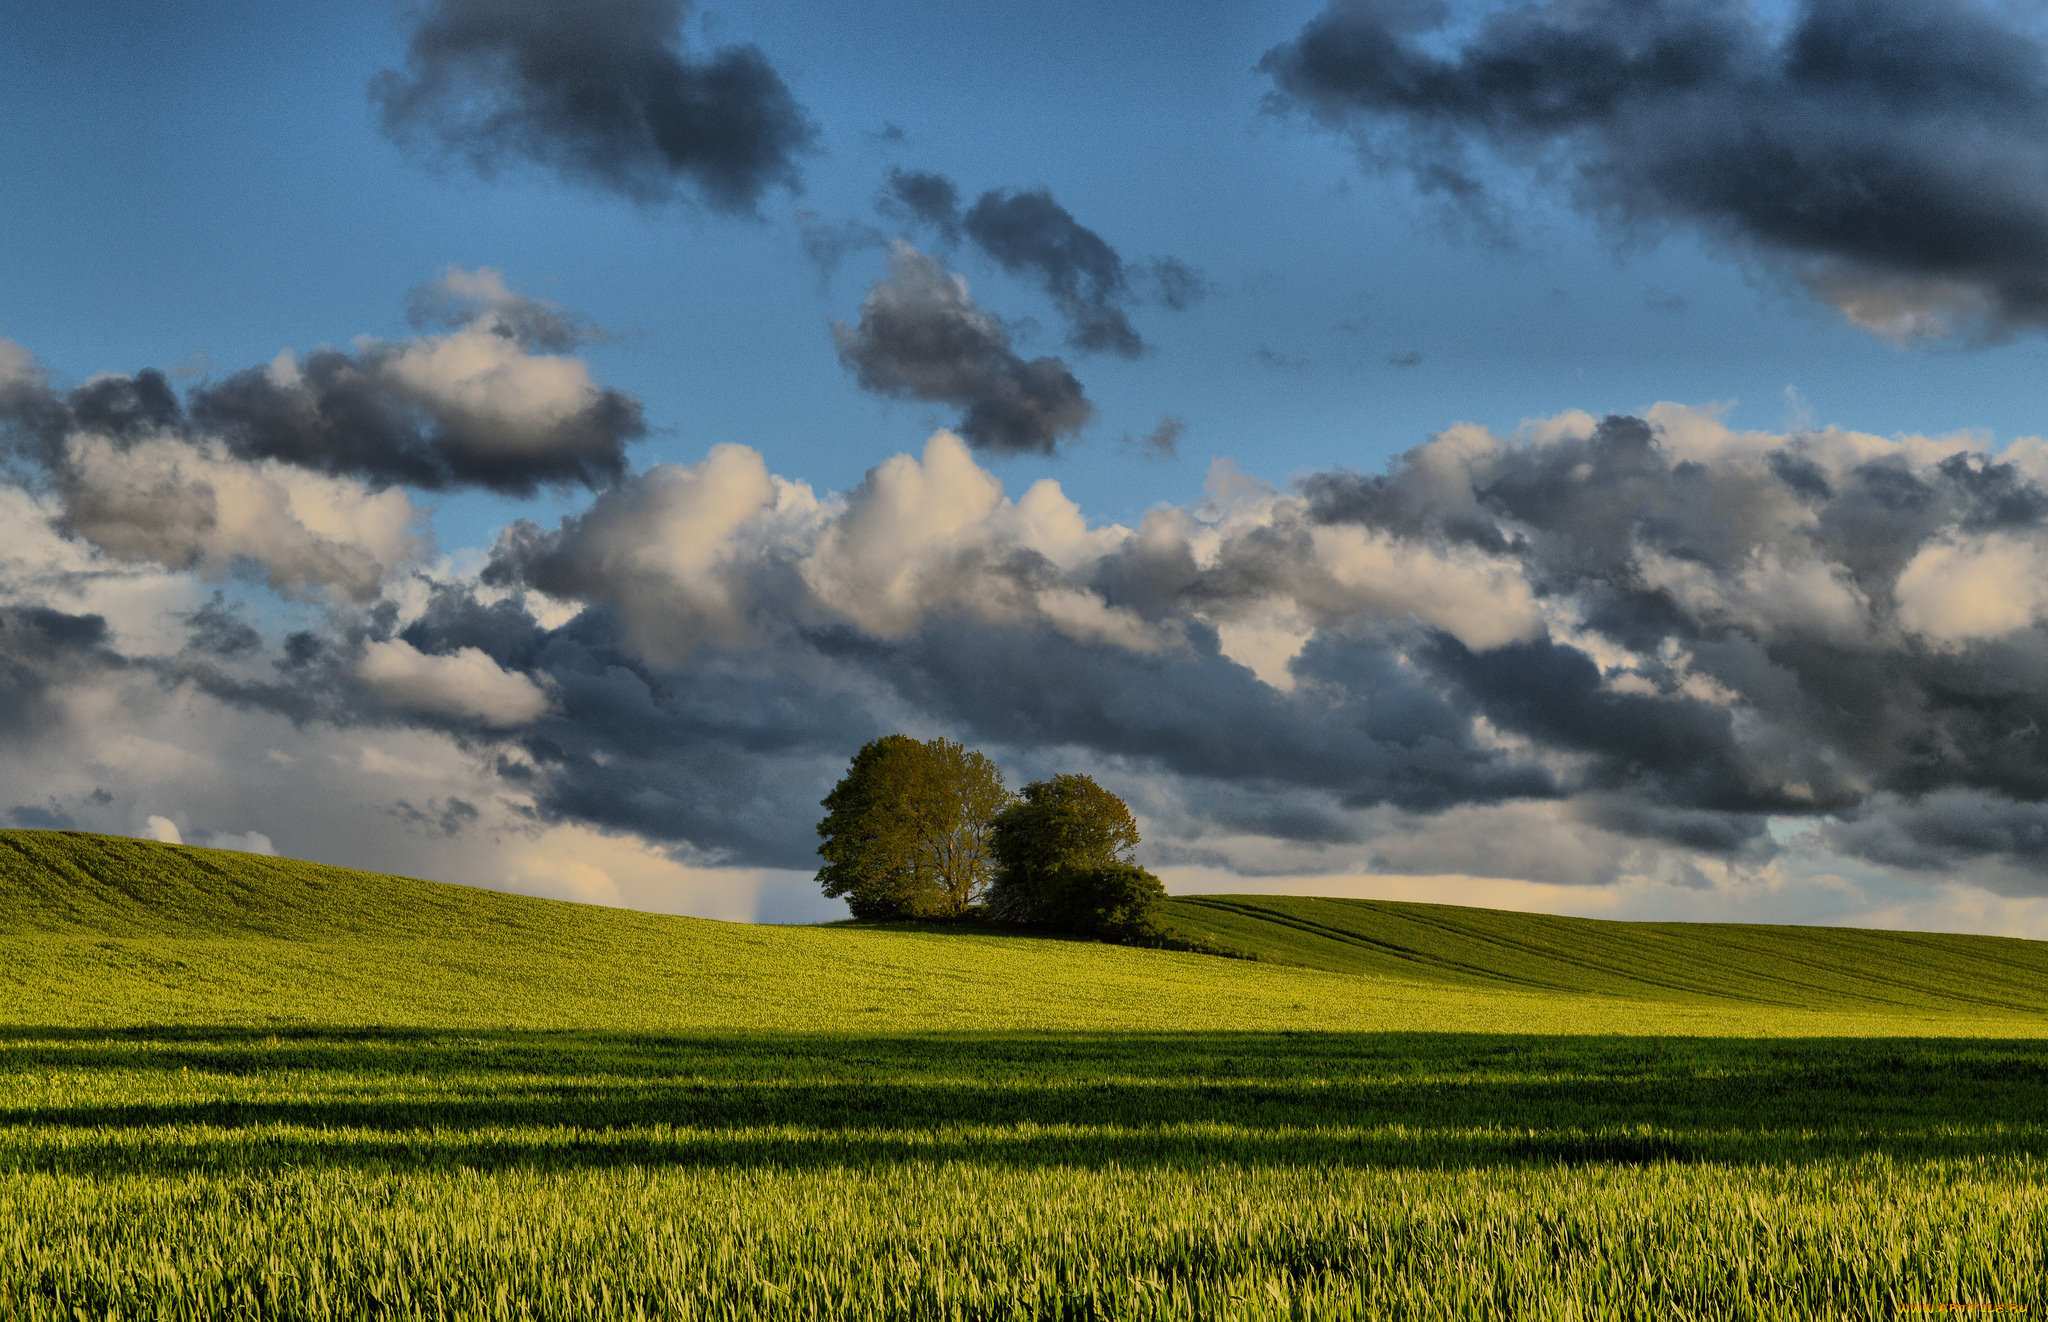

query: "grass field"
(3, 829), (2047, 1318)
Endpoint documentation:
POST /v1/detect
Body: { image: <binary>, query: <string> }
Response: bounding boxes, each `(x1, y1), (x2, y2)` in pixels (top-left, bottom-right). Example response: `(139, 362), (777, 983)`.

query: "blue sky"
(14, 0), (2047, 524)
(11, 0), (2048, 933)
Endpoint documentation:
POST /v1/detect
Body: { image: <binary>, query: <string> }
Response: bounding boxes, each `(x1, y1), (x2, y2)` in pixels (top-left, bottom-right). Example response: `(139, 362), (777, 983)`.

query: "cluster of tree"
(815, 735), (1167, 941)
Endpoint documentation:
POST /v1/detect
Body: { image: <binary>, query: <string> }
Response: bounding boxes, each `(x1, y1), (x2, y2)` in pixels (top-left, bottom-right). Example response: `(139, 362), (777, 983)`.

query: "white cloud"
(203, 830), (275, 855)
(379, 327), (603, 455)
(60, 434), (423, 601)
(142, 816), (182, 845)
(357, 639), (552, 728)
(1895, 532), (2048, 644)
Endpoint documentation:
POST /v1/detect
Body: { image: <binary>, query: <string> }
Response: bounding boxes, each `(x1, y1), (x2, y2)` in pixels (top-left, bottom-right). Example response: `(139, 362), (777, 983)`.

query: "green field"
(3, 829), (2047, 1318)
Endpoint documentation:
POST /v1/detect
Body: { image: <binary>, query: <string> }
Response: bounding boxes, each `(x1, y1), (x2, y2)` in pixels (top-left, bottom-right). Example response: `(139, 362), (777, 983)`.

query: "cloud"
(1129, 416), (1185, 459)
(30, 341), (2048, 917)
(1264, 0), (2048, 342)
(143, 815), (181, 845)
(795, 211), (886, 287)
(181, 595), (262, 658)
(0, 605), (120, 739)
(880, 168), (962, 245)
(831, 243), (1093, 455)
(404, 265), (608, 352)
(487, 441), (820, 661)
(4, 280), (643, 574)
(882, 170), (1206, 355)
(961, 188), (1145, 358)
(371, 0), (815, 214)
(1893, 532), (2048, 644)
(191, 284), (644, 496)
(460, 406), (2048, 894)
(203, 829), (275, 855)
(57, 431), (424, 601)
(357, 638), (552, 728)
(1144, 258), (1211, 313)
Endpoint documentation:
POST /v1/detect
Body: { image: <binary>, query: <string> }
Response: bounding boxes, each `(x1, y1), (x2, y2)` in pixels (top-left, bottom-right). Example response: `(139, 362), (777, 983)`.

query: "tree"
(815, 735), (1010, 919)
(986, 774), (1165, 939)
(923, 738), (1011, 916)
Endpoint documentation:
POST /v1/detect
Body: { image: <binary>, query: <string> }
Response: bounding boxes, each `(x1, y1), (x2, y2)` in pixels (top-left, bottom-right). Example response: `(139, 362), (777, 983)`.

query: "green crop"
(2, 829), (2046, 1318)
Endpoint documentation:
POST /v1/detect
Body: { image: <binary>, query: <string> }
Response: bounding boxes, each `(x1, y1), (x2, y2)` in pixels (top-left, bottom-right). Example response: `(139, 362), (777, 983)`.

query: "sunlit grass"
(2, 829), (2046, 1317)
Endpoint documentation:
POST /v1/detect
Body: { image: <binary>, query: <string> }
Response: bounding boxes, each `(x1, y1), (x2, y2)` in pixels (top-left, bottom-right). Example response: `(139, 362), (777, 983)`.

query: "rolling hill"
(2, 829), (2046, 1035)
(1159, 893), (2048, 1014)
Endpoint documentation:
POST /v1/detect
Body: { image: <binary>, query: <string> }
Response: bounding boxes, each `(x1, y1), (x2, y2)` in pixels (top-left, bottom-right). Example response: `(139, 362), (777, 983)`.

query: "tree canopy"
(818, 744), (1164, 940)
(814, 735), (1009, 919)
(986, 774), (1165, 939)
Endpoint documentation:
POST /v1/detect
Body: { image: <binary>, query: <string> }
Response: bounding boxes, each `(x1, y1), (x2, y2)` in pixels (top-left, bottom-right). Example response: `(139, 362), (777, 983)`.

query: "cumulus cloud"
(27, 330), (2048, 920)
(4, 273), (637, 607)
(1264, 0), (2048, 341)
(460, 407), (2048, 894)
(831, 243), (1094, 455)
(1893, 533), (2048, 644)
(357, 638), (552, 728)
(192, 277), (645, 495)
(58, 432), (422, 601)
(372, 0), (814, 214)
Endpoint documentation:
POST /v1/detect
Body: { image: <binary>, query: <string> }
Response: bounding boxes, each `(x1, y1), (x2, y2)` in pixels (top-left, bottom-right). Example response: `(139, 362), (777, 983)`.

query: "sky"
(12, 0), (2048, 933)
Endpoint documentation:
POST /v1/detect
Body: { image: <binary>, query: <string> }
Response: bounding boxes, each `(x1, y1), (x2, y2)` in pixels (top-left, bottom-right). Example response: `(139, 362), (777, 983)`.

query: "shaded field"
(5, 830), (2048, 1316)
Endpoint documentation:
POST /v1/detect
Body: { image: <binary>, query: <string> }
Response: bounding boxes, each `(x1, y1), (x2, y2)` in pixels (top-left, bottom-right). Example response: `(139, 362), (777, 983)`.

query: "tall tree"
(921, 739), (1010, 916)
(815, 735), (1010, 919)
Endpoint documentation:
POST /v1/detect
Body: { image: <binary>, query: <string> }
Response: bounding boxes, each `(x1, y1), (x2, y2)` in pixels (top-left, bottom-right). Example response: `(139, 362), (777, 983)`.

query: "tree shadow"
(0, 1026), (2040, 1176)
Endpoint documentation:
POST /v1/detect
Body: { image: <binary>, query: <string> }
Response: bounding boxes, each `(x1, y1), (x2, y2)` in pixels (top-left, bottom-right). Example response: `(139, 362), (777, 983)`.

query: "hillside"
(1159, 894), (2048, 1015)
(2, 830), (2046, 1036)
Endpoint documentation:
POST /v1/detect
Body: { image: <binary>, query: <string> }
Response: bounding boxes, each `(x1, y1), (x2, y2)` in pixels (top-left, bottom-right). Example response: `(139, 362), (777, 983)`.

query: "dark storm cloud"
(831, 243), (1093, 455)
(372, 0), (815, 215)
(0, 607), (116, 737)
(1264, 0), (2048, 339)
(189, 342), (643, 496)
(842, 617), (1554, 814)
(393, 592), (884, 867)
(390, 796), (481, 837)
(0, 361), (183, 478)
(0, 354), (67, 478)
(1821, 792), (2048, 887)
(1289, 410), (2048, 869)
(67, 370), (182, 440)
(334, 404), (2048, 881)
(384, 575), (1554, 870)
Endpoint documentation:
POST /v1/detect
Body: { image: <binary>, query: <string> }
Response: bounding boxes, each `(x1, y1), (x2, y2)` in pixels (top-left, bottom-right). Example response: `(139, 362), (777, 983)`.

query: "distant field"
(3, 830), (2047, 1318)
(1159, 893), (2048, 1013)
